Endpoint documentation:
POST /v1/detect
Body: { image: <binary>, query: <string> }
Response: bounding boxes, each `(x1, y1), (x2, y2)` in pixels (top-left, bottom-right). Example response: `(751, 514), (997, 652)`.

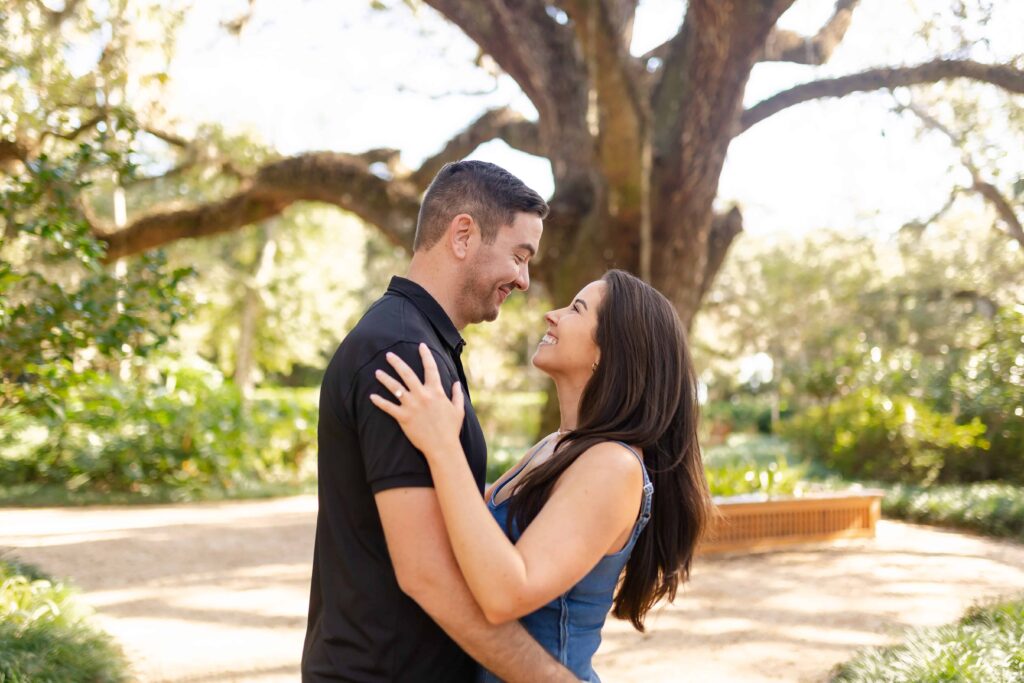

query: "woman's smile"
(539, 333), (558, 346)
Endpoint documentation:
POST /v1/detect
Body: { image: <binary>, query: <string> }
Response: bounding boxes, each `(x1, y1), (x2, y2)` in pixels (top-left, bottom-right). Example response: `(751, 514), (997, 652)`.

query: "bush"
(781, 389), (988, 485)
(883, 482), (1024, 541)
(949, 309), (1024, 483)
(703, 435), (809, 498)
(830, 594), (1024, 682)
(0, 558), (130, 682)
(0, 357), (317, 498)
(701, 397), (790, 443)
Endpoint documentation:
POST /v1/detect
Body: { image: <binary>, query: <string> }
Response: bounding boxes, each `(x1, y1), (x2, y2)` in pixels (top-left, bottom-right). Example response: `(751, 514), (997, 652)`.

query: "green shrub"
(883, 482), (1024, 540)
(0, 559), (130, 682)
(781, 389), (988, 485)
(703, 435), (809, 498)
(830, 594), (1024, 682)
(702, 397), (791, 439)
(949, 309), (1024, 483)
(0, 357), (317, 498)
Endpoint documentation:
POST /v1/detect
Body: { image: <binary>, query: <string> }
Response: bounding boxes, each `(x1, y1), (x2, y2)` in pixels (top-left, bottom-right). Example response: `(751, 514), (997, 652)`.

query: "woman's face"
(531, 280), (605, 380)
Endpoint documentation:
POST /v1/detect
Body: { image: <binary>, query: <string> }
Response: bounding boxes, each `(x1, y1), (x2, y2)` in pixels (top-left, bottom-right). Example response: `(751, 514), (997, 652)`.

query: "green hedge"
(703, 435), (809, 498)
(0, 358), (317, 499)
(0, 559), (129, 683)
(703, 398), (779, 435)
(830, 594), (1024, 682)
(883, 482), (1024, 541)
(781, 389), (989, 485)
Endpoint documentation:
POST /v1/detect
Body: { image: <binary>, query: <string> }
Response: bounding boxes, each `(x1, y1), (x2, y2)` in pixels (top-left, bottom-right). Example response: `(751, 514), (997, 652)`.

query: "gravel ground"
(3, 495), (1023, 682)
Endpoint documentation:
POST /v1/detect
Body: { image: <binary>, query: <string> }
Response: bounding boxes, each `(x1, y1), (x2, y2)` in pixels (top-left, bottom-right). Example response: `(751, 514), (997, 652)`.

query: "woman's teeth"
(540, 334), (558, 346)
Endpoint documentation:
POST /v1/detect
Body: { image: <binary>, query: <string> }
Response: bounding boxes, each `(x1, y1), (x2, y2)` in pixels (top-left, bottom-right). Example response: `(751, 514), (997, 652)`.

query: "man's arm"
(376, 487), (578, 683)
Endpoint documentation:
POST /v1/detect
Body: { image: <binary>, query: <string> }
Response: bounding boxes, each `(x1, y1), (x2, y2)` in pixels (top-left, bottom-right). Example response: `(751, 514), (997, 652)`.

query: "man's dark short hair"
(413, 160), (549, 252)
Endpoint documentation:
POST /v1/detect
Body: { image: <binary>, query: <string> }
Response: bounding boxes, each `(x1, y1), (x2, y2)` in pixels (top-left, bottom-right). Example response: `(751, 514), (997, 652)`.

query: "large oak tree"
(6, 0), (1024, 333)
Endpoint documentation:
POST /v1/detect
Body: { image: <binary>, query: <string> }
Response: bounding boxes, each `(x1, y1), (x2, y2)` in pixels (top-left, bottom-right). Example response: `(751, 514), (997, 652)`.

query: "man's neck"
(406, 256), (465, 330)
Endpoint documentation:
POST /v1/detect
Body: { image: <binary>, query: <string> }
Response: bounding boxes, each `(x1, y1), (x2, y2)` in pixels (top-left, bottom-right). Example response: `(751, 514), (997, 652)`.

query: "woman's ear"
(448, 213), (477, 260)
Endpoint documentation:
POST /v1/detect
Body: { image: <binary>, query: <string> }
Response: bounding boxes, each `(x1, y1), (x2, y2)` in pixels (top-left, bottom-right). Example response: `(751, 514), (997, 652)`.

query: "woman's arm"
(370, 344), (644, 624)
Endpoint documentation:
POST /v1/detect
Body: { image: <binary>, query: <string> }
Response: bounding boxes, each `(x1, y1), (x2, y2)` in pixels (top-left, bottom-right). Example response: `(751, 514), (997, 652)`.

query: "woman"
(370, 269), (714, 682)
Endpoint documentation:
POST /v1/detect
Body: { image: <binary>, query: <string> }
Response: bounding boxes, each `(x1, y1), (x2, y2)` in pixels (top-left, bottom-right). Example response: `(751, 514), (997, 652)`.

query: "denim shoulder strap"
(489, 433), (556, 504)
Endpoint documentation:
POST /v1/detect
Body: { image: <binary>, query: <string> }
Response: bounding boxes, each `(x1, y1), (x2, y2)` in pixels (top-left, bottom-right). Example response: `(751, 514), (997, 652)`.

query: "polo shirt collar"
(387, 276), (465, 352)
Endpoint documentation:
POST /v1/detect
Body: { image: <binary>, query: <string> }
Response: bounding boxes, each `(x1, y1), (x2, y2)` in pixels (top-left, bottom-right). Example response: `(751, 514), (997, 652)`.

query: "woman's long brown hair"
(508, 269), (714, 631)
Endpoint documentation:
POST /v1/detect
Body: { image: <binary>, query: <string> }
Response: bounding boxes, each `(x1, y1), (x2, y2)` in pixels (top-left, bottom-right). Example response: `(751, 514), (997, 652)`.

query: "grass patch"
(0, 557), (130, 682)
(830, 594), (1024, 682)
(882, 482), (1024, 541)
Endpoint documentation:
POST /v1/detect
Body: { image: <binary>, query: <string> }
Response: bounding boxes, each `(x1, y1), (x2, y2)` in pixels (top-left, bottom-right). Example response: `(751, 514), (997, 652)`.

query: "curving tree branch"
(422, 0), (592, 169)
(699, 206), (744, 304)
(760, 0), (860, 65)
(740, 59), (1024, 133)
(95, 151), (423, 261)
(901, 102), (1024, 249)
(93, 107), (550, 261)
(411, 107), (544, 189)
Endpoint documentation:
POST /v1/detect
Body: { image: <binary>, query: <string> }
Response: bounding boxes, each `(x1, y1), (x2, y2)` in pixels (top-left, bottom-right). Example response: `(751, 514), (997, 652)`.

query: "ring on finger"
(394, 388), (404, 399)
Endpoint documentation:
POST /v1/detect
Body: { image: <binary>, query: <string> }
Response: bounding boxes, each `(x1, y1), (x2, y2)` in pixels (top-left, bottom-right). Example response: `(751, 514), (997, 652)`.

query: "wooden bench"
(698, 491), (885, 555)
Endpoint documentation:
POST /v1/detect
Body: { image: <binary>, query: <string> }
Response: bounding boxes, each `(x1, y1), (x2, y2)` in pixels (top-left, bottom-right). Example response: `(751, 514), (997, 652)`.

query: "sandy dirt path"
(3, 495), (1023, 682)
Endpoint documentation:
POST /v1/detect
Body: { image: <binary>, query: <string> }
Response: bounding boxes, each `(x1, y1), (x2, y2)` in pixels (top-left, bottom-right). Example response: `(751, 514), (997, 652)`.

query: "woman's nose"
(544, 310), (558, 326)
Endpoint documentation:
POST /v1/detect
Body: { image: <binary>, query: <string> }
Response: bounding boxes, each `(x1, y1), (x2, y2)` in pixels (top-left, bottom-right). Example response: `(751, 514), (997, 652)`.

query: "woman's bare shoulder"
(560, 440), (645, 491)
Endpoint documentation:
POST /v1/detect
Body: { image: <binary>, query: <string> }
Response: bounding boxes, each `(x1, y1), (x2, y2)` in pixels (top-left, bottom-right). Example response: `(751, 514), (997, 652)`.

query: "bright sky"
(163, 0), (1022, 237)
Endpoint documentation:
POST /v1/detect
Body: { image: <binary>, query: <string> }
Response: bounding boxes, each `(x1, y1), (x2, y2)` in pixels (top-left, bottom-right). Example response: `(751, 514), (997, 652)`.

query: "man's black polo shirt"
(302, 276), (487, 682)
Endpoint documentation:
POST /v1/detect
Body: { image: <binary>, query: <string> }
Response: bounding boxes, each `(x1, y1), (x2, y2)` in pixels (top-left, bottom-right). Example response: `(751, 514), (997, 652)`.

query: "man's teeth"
(541, 334), (558, 345)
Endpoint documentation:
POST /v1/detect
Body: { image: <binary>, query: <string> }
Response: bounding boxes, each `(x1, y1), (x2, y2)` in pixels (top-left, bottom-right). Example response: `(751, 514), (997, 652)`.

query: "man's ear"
(448, 213), (477, 260)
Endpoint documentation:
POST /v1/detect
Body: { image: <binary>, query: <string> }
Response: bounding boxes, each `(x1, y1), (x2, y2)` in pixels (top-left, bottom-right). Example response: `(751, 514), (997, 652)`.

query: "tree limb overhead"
(761, 0), (859, 65)
(698, 205), (744, 304)
(422, 0), (592, 169)
(411, 107), (544, 189)
(901, 102), (1024, 249)
(95, 152), (422, 261)
(740, 59), (1024, 133)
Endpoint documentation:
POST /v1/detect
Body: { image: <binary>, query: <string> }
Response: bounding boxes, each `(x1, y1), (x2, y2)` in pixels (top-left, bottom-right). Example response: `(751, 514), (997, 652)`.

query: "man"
(302, 160), (576, 682)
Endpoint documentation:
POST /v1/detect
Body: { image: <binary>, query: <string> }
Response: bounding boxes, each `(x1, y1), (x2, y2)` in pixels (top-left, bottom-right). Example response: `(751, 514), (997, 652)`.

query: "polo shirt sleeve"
(351, 342), (455, 494)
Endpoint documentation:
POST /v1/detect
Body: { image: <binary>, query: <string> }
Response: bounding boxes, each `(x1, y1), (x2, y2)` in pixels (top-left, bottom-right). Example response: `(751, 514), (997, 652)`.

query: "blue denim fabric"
(478, 438), (654, 682)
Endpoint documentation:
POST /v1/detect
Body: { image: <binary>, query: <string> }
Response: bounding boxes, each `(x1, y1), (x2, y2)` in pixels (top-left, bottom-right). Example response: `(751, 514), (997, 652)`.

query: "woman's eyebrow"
(574, 298), (588, 310)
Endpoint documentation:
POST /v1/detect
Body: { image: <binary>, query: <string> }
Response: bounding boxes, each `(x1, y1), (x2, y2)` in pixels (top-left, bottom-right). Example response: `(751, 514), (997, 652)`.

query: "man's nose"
(514, 263), (530, 291)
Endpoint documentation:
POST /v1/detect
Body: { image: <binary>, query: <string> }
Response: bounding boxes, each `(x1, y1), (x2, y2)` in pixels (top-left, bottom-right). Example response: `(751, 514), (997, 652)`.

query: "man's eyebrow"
(516, 243), (536, 257)
(574, 298), (588, 311)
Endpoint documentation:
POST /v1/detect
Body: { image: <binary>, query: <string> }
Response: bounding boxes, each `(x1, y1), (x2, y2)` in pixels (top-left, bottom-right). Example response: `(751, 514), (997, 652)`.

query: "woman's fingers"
(419, 343), (442, 387)
(385, 351), (422, 391)
(374, 368), (408, 400)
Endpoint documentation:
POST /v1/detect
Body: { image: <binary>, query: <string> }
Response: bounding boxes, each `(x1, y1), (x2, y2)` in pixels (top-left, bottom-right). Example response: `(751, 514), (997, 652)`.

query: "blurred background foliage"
(1, 0), (1022, 510)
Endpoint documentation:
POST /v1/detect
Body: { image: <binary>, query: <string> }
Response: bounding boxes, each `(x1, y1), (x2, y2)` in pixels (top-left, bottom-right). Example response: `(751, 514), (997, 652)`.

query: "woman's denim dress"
(478, 438), (654, 683)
